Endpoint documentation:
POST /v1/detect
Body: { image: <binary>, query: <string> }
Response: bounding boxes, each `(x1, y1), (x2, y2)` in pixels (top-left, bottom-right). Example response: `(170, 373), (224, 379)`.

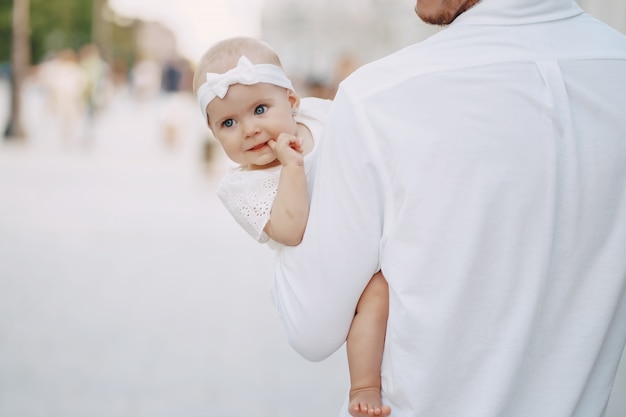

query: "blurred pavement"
(0, 87), (349, 417)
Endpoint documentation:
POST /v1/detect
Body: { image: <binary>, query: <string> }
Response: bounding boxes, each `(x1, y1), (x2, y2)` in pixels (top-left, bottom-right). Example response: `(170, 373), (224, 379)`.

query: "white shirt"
(270, 1), (626, 416)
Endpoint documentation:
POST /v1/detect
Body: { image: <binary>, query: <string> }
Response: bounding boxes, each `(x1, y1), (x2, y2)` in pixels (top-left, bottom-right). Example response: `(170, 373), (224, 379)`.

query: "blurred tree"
(30, 0), (92, 63)
(0, 0), (93, 64)
(6, 0), (29, 139)
(0, 0), (139, 65)
(0, 0), (11, 63)
(3, 0), (94, 139)
(92, 0), (108, 56)
(1, 0), (139, 139)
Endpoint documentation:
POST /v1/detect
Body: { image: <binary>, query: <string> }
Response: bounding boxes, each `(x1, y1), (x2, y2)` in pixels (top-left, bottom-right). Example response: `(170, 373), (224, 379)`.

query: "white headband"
(197, 55), (294, 123)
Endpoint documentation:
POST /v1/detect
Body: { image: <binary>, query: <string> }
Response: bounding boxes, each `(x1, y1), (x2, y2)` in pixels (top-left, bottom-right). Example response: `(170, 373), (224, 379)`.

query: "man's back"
(358, 26), (626, 417)
(271, 1), (626, 416)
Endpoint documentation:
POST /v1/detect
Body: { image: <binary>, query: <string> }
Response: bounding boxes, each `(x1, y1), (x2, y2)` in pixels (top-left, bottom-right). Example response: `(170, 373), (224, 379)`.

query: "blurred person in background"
(37, 49), (88, 147)
(160, 58), (193, 151)
(130, 58), (162, 101)
(78, 43), (112, 120)
(326, 52), (360, 99)
(271, 1), (626, 417)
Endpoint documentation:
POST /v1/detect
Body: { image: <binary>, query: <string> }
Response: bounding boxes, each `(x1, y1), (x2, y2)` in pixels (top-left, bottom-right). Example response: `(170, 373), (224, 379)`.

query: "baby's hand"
(268, 133), (305, 167)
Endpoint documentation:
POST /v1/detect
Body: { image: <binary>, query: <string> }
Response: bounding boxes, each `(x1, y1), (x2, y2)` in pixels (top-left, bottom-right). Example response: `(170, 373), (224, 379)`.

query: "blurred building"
(135, 21), (178, 62)
(578, 0), (626, 35)
(260, 0), (440, 88)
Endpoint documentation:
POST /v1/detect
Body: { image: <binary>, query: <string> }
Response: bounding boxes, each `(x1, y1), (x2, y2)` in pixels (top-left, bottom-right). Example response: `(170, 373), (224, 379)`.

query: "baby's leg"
(347, 271), (391, 417)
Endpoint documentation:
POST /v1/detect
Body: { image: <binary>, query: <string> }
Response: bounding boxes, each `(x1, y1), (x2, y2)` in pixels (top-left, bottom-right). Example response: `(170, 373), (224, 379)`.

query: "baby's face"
(207, 82), (299, 169)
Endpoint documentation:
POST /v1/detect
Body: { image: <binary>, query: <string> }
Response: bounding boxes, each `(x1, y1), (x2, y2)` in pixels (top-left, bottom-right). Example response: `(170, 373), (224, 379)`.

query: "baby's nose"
(242, 119), (260, 137)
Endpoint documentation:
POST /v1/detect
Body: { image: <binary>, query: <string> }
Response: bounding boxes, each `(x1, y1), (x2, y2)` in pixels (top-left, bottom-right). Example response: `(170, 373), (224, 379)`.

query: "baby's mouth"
(249, 142), (268, 151)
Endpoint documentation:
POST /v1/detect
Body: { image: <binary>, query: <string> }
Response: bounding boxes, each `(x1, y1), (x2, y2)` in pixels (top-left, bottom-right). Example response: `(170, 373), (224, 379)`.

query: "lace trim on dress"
(217, 168), (279, 244)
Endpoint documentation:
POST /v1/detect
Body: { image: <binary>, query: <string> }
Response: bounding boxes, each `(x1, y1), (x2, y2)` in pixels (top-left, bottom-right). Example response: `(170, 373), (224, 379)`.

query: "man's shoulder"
(340, 35), (449, 100)
(343, 14), (626, 102)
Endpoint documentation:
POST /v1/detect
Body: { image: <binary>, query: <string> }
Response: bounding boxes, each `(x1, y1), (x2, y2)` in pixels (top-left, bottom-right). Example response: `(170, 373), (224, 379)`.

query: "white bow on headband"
(197, 55), (294, 123)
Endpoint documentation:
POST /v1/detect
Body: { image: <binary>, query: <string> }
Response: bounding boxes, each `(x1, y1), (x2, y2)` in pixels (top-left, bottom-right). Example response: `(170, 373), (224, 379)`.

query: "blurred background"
(0, 0), (624, 416)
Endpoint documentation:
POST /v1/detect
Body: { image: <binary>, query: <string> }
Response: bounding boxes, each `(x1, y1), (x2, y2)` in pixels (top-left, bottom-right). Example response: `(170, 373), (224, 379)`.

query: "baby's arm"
(264, 133), (309, 246)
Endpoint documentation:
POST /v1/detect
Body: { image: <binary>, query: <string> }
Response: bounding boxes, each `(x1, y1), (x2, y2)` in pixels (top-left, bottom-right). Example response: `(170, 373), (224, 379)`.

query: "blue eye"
(222, 119), (234, 128)
(255, 105), (267, 115)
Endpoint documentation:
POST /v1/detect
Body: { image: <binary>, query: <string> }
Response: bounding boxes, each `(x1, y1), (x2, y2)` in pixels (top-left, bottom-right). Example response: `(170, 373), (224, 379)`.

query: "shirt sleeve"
(216, 168), (279, 244)
(270, 86), (387, 362)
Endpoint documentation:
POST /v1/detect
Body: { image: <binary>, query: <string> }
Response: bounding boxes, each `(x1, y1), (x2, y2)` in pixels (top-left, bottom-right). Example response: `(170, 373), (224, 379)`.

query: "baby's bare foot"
(349, 387), (391, 417)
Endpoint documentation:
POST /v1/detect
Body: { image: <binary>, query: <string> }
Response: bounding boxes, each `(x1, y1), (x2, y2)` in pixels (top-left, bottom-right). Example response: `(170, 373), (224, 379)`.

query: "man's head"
(415, 0), (481, 25)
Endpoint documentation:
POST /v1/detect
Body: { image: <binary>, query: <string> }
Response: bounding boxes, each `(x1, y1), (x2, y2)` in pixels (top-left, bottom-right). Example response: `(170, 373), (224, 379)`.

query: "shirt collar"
(453, 0), (583, 26)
